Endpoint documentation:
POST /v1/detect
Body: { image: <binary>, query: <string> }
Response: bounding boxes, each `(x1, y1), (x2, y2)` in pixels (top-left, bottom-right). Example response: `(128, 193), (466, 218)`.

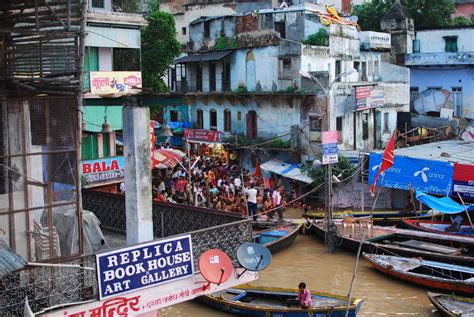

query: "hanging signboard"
(81, 156), (125, 187)
(355, 85), (384, 111)
(90, 71), (142, 96)
(453, 163), (474, 199)
(184, 129), (222, 143)
(321, 131), (338, 165)
(96, 235), (194, 300)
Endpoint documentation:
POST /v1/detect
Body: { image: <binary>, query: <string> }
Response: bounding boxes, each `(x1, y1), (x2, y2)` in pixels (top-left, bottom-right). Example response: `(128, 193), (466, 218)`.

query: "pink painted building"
(454, 0), (474, 19)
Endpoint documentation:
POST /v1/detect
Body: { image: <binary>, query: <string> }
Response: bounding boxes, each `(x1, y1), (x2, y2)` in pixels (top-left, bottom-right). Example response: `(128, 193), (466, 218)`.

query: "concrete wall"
(415, 28), (474, 53)
(410, 67), (474, 119)
(85, 26), (141, 49)
(186, 95), (301, 139)
(98, 47), (112, 71)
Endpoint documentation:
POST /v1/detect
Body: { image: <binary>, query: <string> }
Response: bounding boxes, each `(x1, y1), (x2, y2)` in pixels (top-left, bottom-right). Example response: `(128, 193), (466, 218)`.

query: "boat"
(401, 219), (474, 238)
(363, 253), (474, 295)
(307, 209), (441, 226)
(309, 219), (474, 266)
(253, 222), (302, 254)
(427, 292), (474, 317)
(198, 285), (364, 316)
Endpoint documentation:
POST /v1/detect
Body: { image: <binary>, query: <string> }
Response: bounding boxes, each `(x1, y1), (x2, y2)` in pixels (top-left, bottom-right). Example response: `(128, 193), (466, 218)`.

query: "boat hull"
(401, 219), (474, 238)
(255, 223), (302, 254)
(363, 254), (474, 295)
(427, 292), (474, 317)
(198, 285), (363, 317)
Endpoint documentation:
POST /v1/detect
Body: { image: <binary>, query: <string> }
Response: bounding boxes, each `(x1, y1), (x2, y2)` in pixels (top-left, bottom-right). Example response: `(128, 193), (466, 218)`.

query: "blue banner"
(96, 235), (194, 299)
(368, 153), (453, 195)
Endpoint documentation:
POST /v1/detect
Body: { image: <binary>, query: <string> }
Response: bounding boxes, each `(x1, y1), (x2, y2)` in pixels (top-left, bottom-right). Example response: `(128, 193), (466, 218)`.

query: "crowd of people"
(151, 154), (303, 221)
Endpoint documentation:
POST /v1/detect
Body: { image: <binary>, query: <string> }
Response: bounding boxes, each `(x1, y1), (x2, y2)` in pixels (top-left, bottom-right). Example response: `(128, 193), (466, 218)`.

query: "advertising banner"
(355, 85), (384, 111)
(90, 71), (142, 96)
(81, 157), (124, 187)
(369, 153), (453, 195)
(96, 235), (193, 299)
(184, 129), (222, 143)
(322, 131), (338, 165)
(453, 163), (474, 199)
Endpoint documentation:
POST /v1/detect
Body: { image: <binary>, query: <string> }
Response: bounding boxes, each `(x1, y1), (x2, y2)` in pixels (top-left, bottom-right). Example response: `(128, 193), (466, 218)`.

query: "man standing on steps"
(245, 184), (258, 221)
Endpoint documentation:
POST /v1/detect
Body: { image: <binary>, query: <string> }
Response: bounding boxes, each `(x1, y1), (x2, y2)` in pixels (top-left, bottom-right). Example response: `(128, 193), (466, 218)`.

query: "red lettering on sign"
(83, 163), (92, 174)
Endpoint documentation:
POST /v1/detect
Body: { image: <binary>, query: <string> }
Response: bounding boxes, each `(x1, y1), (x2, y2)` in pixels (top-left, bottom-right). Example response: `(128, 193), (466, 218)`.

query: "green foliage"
(302, 156), (356, 187)
(303, 28), (329, 46)
(212, 36), (238, 50)
(450, 16), (473, 26)
(285, 86), (297, 94)
(234, 82), (248, 93)
(141, 11), (181, 92)
(262, 138), (290, 149)
(352, 0), (455, 31)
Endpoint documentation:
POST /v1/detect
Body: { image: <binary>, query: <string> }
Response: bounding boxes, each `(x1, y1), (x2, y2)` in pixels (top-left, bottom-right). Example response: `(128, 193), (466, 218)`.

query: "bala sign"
(96, 235), (194, 299)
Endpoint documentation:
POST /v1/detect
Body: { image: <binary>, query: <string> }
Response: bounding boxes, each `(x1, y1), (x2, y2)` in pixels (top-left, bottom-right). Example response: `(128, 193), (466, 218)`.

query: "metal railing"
(0, 191), (252, 315)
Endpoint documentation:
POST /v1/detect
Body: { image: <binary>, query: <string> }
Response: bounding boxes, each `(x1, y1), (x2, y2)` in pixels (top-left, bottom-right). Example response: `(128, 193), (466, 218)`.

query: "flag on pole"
(370, 131), (396, 196)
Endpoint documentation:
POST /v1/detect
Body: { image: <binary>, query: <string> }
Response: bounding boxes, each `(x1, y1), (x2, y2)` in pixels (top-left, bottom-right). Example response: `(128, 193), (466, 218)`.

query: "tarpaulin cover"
(260, 160), (313, 184)
(415, 191), (474, 214)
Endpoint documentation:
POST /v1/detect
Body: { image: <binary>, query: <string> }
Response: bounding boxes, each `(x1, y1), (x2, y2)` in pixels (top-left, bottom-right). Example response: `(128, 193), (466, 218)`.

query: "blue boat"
(198, 285), (364, 316)
(253, 223), (302, 254)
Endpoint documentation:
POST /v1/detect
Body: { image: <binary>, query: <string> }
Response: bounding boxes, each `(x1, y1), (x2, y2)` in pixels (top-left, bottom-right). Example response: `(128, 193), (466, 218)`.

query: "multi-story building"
(167, 3), (409, 159)
(406, 26), (474, 120)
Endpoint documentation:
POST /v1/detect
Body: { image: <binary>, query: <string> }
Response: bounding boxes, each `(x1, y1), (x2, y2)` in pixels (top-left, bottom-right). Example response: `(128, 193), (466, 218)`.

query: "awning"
(0, 241), (26, 279)
(174, 50), (234, 64)
(415, 191), (474, 214)
(153, 149), (185, 170)
(260, 160), (313, 184)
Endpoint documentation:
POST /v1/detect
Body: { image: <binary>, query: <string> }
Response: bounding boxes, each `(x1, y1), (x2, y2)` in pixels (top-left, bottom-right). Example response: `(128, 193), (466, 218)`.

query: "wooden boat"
(363, 253), (474, 295)
(307, 209), (441, 226)
(309, 219), (474, 266)
(198, 285), (364, 316)
(253, 223), (302, 254)
(402, 219), (474, 238)
(427, 292), (474, 317)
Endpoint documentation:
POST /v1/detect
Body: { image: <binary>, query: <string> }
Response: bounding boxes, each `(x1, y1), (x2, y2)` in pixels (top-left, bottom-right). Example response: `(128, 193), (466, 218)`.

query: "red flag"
(254, 159), (262, 177)
(370, 131), (396, 196)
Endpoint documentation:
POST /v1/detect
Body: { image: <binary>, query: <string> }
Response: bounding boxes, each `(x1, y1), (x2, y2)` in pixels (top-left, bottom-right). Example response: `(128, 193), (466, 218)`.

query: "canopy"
(153, 149), (185, 169)
(260, 160), (313, 184)
(415, 191), (474, 214)
(174, 50), (233, 64)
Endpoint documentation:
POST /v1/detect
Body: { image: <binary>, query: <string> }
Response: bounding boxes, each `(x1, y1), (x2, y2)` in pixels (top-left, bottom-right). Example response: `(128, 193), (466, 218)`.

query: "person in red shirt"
(154, 191), (166, 202)
(287, 282), (312, 308)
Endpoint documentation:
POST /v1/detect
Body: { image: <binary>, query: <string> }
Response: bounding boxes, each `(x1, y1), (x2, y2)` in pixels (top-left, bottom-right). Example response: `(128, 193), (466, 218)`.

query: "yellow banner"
(90, 71), (142, 96)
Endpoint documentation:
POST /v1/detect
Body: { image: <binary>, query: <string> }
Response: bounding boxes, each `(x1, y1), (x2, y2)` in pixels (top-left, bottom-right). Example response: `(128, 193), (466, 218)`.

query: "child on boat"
(287, 282), (312, 308)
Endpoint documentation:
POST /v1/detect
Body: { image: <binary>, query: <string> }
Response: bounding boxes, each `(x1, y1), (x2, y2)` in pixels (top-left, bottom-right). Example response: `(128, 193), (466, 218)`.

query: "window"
(336, 116), (343, 132)
(410, 87), (419, 109)
(353, 61), (360, 72)
(335, 60), (341, 81)
(170, 110), (179, 122)
(237, 111), (242, 121)
(279, 58), (292, 78)
(224, 109), (232, 132)
(395, 54), (405, 66)
(368, 60), (373, 77)
(362, 113), (369, 140)
(444, 36), (458, 53)
(204, 21), (210, 38)
(92, 0), (104, 8)
(452, 87), (463, 117)
(210, 109), (217, 131)
(196, 64), (202, 92)
(383, 112), (390, 133)
(309, 116), (322, 132)
(361, 62), (367, 81)
(113, 48), (140, 71)
(246, 111), (258, 140)
(196, 109), (204, 129)
(182, 27), (186, 35)
(374, 61), (379, 79)
(274, 21), (286, 39)
(209, 63), (216, 92)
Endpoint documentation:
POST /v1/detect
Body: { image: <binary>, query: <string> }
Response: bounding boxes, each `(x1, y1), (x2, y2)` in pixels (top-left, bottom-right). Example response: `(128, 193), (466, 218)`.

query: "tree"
(352, 0), (455, 31)
(141, 11), (181, 92)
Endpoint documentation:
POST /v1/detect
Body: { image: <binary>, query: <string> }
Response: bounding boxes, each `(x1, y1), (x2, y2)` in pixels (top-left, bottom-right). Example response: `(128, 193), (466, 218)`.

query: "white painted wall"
(415, 28), (474, 53)
(98, 47), (112, 71)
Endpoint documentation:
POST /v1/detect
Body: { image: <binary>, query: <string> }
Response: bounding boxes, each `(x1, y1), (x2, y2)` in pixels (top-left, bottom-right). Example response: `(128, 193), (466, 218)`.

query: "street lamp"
(300, 68), (356, 253)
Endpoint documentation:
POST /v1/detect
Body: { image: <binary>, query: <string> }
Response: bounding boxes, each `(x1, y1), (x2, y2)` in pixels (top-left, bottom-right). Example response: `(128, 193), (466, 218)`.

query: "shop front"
(184, 129), (228, 164)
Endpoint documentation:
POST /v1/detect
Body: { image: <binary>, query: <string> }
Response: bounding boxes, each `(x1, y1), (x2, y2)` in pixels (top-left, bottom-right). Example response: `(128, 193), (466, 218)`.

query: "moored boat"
(427, 292), (474, 317)
(363, 253), (474, 295)
(198, 285), (364, 316)
(253, 223), (302, 254)
(401, 219), (474, 238)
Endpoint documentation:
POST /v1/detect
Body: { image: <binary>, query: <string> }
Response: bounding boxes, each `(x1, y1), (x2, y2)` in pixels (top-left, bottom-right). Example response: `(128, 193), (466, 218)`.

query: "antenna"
(198, 249), (233, 290)
(236, 242), (272, 278)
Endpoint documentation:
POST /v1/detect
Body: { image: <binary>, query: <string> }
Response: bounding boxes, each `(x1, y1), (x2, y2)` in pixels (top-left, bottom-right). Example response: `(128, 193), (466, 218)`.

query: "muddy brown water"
(159, 232), (440, 316)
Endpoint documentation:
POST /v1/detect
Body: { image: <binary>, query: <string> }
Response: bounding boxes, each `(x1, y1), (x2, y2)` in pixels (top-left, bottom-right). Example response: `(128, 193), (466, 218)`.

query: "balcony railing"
(0, 191), (252, 315)
(359, 31), (391, 51)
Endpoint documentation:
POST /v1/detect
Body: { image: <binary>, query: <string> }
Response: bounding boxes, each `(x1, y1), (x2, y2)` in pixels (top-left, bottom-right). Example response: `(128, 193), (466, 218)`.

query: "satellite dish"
(350, 16), (359, 23)
(236, 243), (272, 277)
(199, 249), (233, 288)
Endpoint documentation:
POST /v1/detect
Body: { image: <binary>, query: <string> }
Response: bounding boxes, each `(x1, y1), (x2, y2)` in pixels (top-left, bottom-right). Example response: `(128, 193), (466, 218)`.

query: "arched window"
(246, 110), (257, 140)
(210, 109), (217, 131)
(196, 109), (203, 129)
(246, 51), (256, 91)
(224, 109), (232, 132)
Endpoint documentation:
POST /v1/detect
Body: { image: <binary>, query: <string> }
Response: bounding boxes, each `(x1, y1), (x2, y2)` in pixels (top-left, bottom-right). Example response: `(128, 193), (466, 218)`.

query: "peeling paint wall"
(415, 28), (474, 53)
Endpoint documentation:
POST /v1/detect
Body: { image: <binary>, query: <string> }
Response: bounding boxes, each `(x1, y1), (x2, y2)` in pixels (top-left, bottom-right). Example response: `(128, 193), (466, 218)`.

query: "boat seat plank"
(396, 240), (462, 255)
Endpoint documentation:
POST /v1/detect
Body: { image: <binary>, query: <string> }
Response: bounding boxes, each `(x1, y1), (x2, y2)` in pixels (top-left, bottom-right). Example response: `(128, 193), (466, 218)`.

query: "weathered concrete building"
(405, 26), (474, 120)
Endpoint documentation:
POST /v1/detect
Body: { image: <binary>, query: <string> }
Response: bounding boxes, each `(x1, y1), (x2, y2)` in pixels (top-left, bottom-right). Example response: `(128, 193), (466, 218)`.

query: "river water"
(159, 233), (439, 316)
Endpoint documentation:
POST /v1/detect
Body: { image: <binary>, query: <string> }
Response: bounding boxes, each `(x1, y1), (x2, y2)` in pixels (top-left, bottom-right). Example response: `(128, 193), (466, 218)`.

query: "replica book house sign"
(96, 235), (194, 299)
